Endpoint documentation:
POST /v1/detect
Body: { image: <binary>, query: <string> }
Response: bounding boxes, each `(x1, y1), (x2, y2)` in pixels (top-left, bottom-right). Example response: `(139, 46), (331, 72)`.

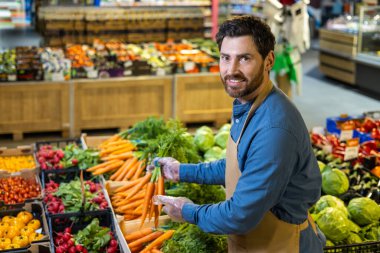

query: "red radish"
(64, 227), (72, 234)
(72, 159), (78, 165)
(56, 246), (64, 253)
(107, 246), (118, 253)
(109, 239), (118, 248)
(75, 244), (84, 251)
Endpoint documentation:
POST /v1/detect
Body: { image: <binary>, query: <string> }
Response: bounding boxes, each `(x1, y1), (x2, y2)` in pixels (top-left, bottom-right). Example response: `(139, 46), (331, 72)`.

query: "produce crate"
(0, 146), (37, 174)
(0, 202), (50, 252)
(0, 242), (52, 253)
(48, 209), (122, 253)
(326, 115), (373, 143)
(80, 134), (111, 150)
(0, 170), (42, 207)
(324, 241), (380, 252)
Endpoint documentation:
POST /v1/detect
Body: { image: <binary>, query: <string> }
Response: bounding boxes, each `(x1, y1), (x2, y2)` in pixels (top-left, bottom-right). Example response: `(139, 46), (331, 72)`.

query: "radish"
(63, 233), (71, 242)
(55, 246), (64, 253)
(109, 239), (118, 248)
(107, 246), (118, 253)
(64, 227), (72, 234)
(75, 244), (84, 251)
(69, 246), (77, 253)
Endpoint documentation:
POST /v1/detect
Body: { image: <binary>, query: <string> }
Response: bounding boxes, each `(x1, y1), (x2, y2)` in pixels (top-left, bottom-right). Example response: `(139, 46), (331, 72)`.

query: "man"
(151, 15), (325, 252)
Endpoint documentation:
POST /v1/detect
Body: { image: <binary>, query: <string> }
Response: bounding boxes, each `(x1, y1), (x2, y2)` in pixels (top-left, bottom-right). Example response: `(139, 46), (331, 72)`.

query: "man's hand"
(154, 195), (193, 222)
(147, 157), (180, 182)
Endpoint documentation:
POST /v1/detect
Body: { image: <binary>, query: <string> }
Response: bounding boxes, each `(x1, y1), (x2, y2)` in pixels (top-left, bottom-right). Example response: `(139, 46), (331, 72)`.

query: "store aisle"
(291, 49), (380, 130)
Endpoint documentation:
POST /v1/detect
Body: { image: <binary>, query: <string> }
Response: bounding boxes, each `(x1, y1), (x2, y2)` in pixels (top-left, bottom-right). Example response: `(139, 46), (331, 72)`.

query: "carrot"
(92, 160), (124, 175)
(115, 156), (138, 181)
(114, 176), (144, 193)
(154, 183), (159, 228)
(111, 146), (135, 155)
(152, 249), (163, 253)
(140, 181), (155, 228)
(110, 157), (135, 180)
(124, 209), (142, 216)
(149, 182), (158, 222)
(124, 214), (140, 220)
(129, 244), (144, 253)
(112, 191), (145, 207)
(140, 230), (175, 253)
(128, 231), (164, 249)
(116, 198), (144, 213)
(132, 160), (146, 180)
(157, 174), (165, 214)
(98, 134), (121, 149)
(86, 160), (117, 172)
(101, 151), (134, 161)
(123, 160), (142, 181)
(100, 143), (133, 157)
(125, 173), (151, 201)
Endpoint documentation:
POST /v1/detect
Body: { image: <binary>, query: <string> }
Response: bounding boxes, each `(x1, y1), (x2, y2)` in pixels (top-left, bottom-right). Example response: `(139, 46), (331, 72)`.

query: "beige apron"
(225, 81), (318, 253)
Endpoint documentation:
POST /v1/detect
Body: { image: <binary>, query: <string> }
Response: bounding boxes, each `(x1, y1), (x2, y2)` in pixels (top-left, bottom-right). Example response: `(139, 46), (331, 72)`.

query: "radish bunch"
(37, 145), (65, 170)
(85, 181), (108, 210)
(44, 180), (65, 214)
(55, 227), (88, 253)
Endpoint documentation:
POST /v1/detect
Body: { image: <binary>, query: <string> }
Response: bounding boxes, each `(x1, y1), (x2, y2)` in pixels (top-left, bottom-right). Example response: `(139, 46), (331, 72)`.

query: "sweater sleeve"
(182, 127), (299, 234)
(179, 159), (226, 185)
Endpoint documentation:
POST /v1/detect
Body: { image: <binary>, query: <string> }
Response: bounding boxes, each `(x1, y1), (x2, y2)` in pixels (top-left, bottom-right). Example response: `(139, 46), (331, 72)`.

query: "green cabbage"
(214, 131), (229, 149)
(347, 219), (361, 233)
(218, 123), (231, 133)
(194, 131), (215, 152)
(314, 195), (348, 217)
(196, 126), (214, 135)
(345, 233), (363, 244)
(348, 198), (380, 226)
(359, 222), (379, 241)
(221, 149), (226, 159)
(181, 132), (194, 144)
(317, 161), (326, 173)
(315, 207), (351, 243)
(322, 168), (349, 196)
(204, 146), (223, 162)
(325, 240), (335, 247)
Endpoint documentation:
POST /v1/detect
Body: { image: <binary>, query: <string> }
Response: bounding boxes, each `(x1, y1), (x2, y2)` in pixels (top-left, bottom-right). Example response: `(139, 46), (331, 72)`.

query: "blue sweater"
(180, 87), (324, 252)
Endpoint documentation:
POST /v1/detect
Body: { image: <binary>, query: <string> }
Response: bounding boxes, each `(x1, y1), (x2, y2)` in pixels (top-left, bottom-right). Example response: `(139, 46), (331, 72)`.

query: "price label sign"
(344, 138), (359, 161)
(340, 124), (354, 141)
(52, 72), (64, 81)
(322, 145), (333, 154)
(184, 62), (195, 72)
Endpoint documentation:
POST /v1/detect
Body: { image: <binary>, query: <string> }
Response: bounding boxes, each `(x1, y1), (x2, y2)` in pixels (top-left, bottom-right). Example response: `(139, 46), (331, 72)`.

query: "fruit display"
(0, 175), (41, 205)
(0, 155), (36, 173)
(0, 207), (46, 251)
(43, 178), (108, 214)
(15, 47), (43, 81)
(40, 48), (71, 81)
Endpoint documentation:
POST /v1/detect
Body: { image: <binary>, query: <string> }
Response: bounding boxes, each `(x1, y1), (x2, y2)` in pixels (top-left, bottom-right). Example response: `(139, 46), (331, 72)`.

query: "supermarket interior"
(0, 0), (380, 253)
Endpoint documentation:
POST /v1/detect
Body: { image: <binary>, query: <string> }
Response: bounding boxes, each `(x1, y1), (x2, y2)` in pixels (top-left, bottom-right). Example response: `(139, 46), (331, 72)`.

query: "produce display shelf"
(324, 241), (380, 252)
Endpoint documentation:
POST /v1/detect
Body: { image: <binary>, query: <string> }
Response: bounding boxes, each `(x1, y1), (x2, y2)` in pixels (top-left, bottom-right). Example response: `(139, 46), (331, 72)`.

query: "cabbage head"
(204, 146), (223, 162)
(347, 219), (361, 233)
(345, 233), (362, 244)
(215, 131), (229, 149)
(315, 207), (351, 243)
(359, 222), (379, 241)
(196, 126), (214, 135)
(221, 149), (226, 159)
(322, 168), (349, 196)
(314, 195), (348, 217)
(317, 161), (326, 173)
(181, 132), (194, 144)
(348, 198), (380, 226)
(325, 240), (335, 247)
(218, 123), (231, 133)
(194, 131), (215, 152)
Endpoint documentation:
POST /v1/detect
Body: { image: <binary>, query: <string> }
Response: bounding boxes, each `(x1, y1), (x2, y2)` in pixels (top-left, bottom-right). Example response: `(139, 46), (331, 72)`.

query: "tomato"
(1, 216), (14, 224)
(0, 238), (11, 249)
(17, 211), (33, 224)
(9, 218), (26, 230)
(28, 232), (44, 242)
(4, 226), (20, 239)
(0, 222), (10, 233)
(20, 226), (35, 237)
(4, 243), (21, 250)
(27, 219), (41, 230)
(12, 235), (29, 248)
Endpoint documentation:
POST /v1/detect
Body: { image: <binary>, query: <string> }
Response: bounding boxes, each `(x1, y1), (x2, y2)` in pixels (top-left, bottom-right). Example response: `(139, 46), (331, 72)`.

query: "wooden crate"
(0, 81), (70, 140)
(174, 73), (233, 127)
(319, 29), (357, 57)
(73, 76), (173, 136)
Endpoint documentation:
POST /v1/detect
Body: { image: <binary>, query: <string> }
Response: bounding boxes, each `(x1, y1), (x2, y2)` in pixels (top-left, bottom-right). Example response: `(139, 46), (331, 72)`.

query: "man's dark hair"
(216, 15), (276, 60)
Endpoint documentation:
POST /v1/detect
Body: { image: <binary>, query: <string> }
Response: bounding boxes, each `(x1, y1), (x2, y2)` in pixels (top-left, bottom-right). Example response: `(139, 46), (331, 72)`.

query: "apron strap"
(307, 213), (318, 235)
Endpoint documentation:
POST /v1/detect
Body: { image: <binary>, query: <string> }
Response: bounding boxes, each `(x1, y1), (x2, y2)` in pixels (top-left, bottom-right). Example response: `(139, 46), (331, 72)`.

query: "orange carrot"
(132, 160), (147, 180)
(101, 151), (134, 161)
(140, 181), (155, 228)
(125, 173), (151, 201)
(128, 231), (164, 249)
(157, 174), (165, 214)
(110, 158), (134, 180)
(114, 176), (144, 193)
(124, 227), (154, 242)
(100, 143), (133, 157)
(115, 156), (138, 181)
(86, 160), (117, 172)
(129, 244), (144, 253)
(140, 230), (175, 253)
(123, 160), (141, 181)
(151, 249), (163, 253)
(111, 146), (135, 155)
(116, 199), (144, 213)
(92, 160), (124, 175)
(99, 134), (121, 148)
(149, 182), (158, 222)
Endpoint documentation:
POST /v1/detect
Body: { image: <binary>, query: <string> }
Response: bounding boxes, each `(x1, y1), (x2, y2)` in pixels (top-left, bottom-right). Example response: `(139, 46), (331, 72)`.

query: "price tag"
(322, 145), (333, 154)
(184, 61), (195, 72)
(156, 68), (166, 76)
(344, 138), (359, 161)
(87, 70), (98, 79)
(340, 130), (354, 141)
(124, 61), (133, 68)
(7, 74), (16, 81)
(52, 72), (64, 81)
(312, 126), (325, 135)
(124, 70), (132, 76)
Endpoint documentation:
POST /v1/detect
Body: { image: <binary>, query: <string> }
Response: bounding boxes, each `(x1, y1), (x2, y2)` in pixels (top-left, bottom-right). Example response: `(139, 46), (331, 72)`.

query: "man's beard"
(221, 63), (264, 99)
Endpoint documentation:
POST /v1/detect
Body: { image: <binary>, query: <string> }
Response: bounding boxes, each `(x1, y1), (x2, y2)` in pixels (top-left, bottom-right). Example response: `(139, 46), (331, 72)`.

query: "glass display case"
(357, 5), (380, 64)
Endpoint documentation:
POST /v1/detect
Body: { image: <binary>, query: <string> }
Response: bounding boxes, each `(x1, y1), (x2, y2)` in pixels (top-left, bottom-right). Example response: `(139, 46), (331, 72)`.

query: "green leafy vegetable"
(166, 183), (225, 205)
(162, 222), (227, 253)
(314, 195), (348, 217)
(322, 168), (349, 196)
(315, 207), (351, 243)
(347, 197), (380, 226)
(74, 218), (111, 252)
(61, 144), (100, 170)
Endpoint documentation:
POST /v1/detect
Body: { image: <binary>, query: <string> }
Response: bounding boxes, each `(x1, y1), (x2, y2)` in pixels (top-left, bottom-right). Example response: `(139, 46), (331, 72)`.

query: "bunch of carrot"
(111, 166), (165, 228)
(124, 227), (175, 253)
(86, 135), (147, 181)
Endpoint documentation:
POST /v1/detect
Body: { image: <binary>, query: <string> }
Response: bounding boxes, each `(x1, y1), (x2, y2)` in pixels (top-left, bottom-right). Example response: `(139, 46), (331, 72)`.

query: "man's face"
(219, 35), (269, 103)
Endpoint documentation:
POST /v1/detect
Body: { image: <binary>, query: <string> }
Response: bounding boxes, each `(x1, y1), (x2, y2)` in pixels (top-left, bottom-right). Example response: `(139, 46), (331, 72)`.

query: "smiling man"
(150, 16), (325, 253)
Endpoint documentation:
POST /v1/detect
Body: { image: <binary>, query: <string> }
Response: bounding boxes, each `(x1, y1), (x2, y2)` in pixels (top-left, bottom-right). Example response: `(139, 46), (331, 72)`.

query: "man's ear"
(265, 51), (275, 72)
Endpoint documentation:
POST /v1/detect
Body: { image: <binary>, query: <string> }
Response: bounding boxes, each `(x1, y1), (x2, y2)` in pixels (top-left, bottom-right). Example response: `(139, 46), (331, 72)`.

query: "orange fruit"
(9, 218), (26, 230)
(16, 211), (33, 224)
(1, 216), (14, 224)
(0, 238), (11, 249)
(20, 226), (35, 237)
(27, 219), (41, 230)
(0, 222), (10, 233)
(28, 232), (44, 242)
(4, 226), (21, 239)
(4, 243), (21, 250)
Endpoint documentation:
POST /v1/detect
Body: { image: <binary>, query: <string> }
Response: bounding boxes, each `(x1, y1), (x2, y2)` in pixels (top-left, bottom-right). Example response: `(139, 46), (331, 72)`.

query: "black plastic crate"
(0, 202), (50, 253)
(0, 242), (51, 253)
(324, 241), (380, 253)
(48, 209), (121, 253)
